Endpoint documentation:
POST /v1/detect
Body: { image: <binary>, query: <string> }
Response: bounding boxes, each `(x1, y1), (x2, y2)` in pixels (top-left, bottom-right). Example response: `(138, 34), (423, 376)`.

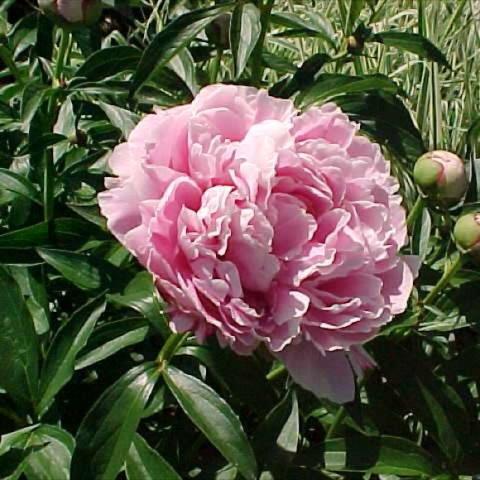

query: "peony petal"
(276, 341), (356, 403)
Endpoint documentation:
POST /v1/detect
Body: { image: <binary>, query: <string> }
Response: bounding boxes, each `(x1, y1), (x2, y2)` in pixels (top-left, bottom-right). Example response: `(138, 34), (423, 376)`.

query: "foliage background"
(1, 0), (480, 479)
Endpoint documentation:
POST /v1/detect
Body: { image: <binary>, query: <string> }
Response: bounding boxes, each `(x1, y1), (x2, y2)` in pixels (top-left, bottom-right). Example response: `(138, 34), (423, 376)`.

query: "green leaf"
(0, 267), (39, 408)
(36, 247), (103, 290)
(372, 341), (469, 462)
(163, 366), (257, 480)
(345, 0), (365, 35)
(71, 363), (160, 480)
(230, 3), (261, 79)
(0, 448), (32, 478)
(23, 425), (74, 480)
(37, 296), (106, 415)
(297, 73), (399, 107)
(270, 12), (336, 47)
(270, 53), (330, 99)
(0, 218), (104, 249)
(0, 424), (74, 480)
(9, 266), (50, 335)
(372, 31), (450, 69)
(95, 101), (139, 139)
(411, 206), (432, 261)
(334, 91), (426, 163)
(107, 271), (169, 337)
(76, 317), (149, 370)
(299, 434), (441, 476)
(21, 83), (55, 131)
(130, 3), (233, 96)
(0, 168), (40, 204)
(75, 46), (141, 81)
(125, 434), (181, 480)
(168, 49), (198, 95)
(253, 391), (299, 479)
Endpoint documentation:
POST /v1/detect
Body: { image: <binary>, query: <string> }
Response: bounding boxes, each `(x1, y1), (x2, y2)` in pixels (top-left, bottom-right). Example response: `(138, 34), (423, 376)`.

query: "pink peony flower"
(99, 84), (418, 403)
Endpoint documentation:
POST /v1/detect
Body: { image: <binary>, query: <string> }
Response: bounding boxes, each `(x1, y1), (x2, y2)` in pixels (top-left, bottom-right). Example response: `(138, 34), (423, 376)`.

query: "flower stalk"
(156, 332), (190, 371)
(422, 253), (463, 306)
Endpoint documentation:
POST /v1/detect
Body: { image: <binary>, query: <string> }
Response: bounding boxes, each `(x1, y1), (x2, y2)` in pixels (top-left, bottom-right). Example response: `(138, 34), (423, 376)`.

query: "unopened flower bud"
(347, 35), (364, 54)
(38, 0), (102, 26)
(454, 212), (480, 258)
(413, 151), (467, 206)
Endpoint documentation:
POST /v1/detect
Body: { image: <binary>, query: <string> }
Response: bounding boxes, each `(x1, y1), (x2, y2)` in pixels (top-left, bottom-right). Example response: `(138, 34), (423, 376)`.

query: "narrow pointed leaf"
(0, 267), (39, 408)
(164, 366), (257, 480)
(36, 248), (103, 290)
(76, 317), (149, 370)
(130, 3), (233, 96)
(126, 434), (181, 480)
(230, 3), (261, 78)
(0, 168), (40, 204)
(71, 363), (160, 480)
(298, 73), (399, 107)
(75, 46), (141, 81)
(373, 31), (450, 69)
(37, 296), (106, 415)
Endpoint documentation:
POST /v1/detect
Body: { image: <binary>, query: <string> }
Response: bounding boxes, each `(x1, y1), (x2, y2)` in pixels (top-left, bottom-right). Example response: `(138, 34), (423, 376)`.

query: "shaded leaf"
(299, 434), (440, 476)
(76, 317), (149, 370)
(0, 267), (39, 408)
(126, 434), (181, 480)
(75, 46), (141, 81)
(297, 73), (399, 107)
(373, 31), (450, 69)
(372, 341), (469, 462)
(0, 168), (40, 204)
(71, 363), (160, 480)
(37, 296), (106, 415)
(253, 391), (299, 479)
(0, 218), (105, 249)
(164, 366), (257, 480)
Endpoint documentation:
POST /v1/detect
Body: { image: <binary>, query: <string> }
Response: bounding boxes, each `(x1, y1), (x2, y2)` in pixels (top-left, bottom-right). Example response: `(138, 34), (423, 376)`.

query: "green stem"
(406, 195), (424, 230)
(325, 405), (347, 440)
(423, 254), (464, 306)
(210, 47), (223, 83)
(0, 45), (25, 85)
(156, 332), (190, 369)
(0, 405), (26, 428)
(43, 150), (54, 225)
(266, 364), (287, 381)
(251, 0), (275, 87)
(54, 29), (70, 86)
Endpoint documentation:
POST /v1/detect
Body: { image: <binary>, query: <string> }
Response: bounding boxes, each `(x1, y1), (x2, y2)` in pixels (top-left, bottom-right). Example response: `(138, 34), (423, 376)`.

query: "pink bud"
(38, 0), (102, 26)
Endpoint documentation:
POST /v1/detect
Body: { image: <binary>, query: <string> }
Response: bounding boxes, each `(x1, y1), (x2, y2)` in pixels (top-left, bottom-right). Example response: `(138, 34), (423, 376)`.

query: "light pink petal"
(276, 341), (356, 403)
(380, 255), (419, 315)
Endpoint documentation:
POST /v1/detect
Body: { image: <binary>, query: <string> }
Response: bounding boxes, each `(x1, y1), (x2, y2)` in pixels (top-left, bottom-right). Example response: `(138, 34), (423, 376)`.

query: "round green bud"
(454, 212), (480, 258)
(413, 151), (467, 206)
